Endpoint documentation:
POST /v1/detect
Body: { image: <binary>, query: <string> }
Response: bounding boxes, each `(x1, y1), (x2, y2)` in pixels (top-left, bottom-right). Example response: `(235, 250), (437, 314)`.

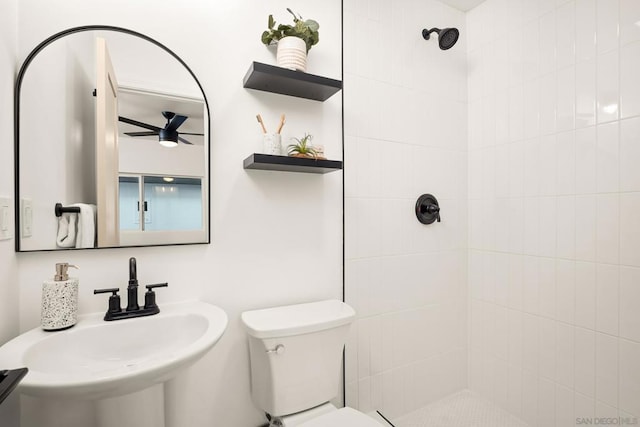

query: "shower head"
(422, 27), (459, 50)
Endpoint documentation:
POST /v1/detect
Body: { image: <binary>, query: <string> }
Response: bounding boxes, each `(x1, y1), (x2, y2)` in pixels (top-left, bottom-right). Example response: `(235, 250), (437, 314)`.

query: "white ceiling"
(437, 0), (485, 12)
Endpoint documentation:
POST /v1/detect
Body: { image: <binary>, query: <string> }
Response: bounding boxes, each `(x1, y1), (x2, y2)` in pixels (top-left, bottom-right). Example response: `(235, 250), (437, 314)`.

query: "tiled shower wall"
(343, 0), (468, 420)
(467, 0), (640, 425)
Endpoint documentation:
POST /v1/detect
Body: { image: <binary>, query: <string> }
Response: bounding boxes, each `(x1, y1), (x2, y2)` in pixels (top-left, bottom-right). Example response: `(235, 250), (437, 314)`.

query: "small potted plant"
(261, 8), (319, 72)
(287, 133), (319, 158)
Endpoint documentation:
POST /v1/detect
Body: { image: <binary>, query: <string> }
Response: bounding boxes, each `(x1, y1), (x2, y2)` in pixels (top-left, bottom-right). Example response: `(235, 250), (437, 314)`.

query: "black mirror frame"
(14, 25), (211, 252)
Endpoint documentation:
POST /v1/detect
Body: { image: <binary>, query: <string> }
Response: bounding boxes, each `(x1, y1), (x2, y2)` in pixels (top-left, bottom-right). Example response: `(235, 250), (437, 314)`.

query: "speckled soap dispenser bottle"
(41, 263), (79, 331)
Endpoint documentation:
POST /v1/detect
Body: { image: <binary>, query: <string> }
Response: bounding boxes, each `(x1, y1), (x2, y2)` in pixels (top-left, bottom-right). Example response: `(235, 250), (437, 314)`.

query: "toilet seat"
(296, 407), (382, 427)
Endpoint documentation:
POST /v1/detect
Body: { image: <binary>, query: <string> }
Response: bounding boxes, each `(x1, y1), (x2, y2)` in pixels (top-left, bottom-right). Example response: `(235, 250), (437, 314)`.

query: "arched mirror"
(15, 26), (210, 251)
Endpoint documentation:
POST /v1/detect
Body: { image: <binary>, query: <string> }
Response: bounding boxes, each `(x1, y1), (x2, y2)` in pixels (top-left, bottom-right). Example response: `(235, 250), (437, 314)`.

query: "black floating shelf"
(244, 153), (343, 174)
(243, 62), (342, 102)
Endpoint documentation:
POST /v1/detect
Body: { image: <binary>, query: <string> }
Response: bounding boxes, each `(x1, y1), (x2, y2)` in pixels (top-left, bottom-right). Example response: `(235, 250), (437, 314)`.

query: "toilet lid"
(297, 407), (382, 427)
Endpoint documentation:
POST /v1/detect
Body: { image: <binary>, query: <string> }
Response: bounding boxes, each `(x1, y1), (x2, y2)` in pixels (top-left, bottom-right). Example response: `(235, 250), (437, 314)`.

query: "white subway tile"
(554, 386), (575, 426)
(556, 259), (576, 324)
(596, 193), (620, 265)
(620, 41), (640, 119)
(508, 198), (525, 253)
(509, 253), (525, 310)
(524, 256), (541, 314)
(557, 196), (577, 259)
(538, 317), (557, 381)
(557, 1), (577, 69)
(539, 135), (558, 196)
(539, 72), (558, 136)
(619, 338), (640, 417)
(557, 66), (576, 131)
(507, 364), (524, 418)
(539, 11), (558, 75)
(575, 326), (596, 397)
(620, 266), (640, 342)
(575, 261), (597, 329)
(523, 20), (541, 81)
(538, 377), (557, 426)
(557, 131), (577, 195)
(596, 50), (620, 123)
(524, 198), (541, 256)
(620, 117), (640, 192)
(575, 392), (596, 421)
(575, 126), (597, 194)
(576, 58), (597, 128)
(523, 313), (541, 371)
(595, 332), (619, 408)
(539, 257), (558, 318)
(522, 368), (540, 425)
(620, 0), (640, 45)
(595, 263), (620, 335)
(509, 308), (525, 368)
(576, 0), (597, 61)
(620, 193), (640, 267)
(596, 0), (620, 54)
(539, 197), (558, 258)
(596, 122), (620, 193)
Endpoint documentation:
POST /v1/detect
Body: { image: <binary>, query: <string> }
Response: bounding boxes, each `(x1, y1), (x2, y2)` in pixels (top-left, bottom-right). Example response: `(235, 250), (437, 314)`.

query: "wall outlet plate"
(0, 197), (14, 241)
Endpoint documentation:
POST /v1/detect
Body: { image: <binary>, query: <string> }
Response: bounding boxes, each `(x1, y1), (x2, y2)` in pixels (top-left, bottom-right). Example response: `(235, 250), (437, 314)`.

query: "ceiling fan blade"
(165, 115), (188, 133)
(178, 136), (194, 145)
(124, 131), (158, 137)
(178, 132), (205, 136)
(119, 116), (162, 132)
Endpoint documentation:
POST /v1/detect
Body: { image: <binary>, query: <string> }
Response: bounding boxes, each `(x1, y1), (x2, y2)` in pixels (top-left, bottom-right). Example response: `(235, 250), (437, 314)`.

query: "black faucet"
(94, 257), (168, 321)
(127, 257), (140, 311)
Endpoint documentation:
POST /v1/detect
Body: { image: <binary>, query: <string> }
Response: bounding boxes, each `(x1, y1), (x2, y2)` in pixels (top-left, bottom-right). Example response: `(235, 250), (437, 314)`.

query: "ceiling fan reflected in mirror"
(119, 111), (204, 148)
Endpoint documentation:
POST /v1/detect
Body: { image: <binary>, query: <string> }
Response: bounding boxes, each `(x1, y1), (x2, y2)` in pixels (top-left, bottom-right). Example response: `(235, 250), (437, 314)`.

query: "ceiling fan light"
(158, 139), (178, 148)
(158, 129), (178, 148)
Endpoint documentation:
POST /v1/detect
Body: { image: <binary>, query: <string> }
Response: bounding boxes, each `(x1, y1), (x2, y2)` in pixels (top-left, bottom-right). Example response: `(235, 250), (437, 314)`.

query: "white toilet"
(241, 300), (381, 427)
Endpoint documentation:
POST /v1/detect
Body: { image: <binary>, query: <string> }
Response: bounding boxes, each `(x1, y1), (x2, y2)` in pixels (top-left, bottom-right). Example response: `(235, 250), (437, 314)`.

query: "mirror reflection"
(16, 27), (210, 251)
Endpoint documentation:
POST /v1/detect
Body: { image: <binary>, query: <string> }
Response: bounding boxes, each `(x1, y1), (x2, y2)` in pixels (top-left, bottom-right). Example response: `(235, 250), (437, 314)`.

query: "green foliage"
(261, 8), (320, 52)
(287, 133), (318, 157)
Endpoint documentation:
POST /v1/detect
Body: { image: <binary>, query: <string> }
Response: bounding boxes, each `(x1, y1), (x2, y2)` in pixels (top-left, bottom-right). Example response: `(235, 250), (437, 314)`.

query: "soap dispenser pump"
(41, 262), (79, 331)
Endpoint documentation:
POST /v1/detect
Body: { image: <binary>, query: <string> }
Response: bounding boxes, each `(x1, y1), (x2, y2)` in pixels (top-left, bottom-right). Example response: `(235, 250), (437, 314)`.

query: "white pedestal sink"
(0, 300), (227, 427)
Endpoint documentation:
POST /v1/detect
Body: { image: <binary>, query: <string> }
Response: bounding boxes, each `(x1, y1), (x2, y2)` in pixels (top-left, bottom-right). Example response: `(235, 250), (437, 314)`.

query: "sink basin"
(0, 300), (227, 400)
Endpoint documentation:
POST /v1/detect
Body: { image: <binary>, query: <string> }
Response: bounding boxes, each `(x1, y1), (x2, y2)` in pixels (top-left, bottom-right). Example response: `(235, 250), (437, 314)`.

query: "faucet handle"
(93, 288), (122, 318)
(144, 283), (168, 310)
(145, 283), (168, 290)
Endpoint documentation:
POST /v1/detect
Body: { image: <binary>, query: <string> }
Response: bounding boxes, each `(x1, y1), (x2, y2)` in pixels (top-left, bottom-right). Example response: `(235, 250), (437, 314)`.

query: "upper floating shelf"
(243, 62), (342, 102)
(243, 153), (343, 174)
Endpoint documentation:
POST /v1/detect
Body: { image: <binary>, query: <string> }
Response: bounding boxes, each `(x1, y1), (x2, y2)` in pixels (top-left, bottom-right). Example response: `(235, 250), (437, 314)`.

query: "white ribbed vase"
(276, 36), (307, 71)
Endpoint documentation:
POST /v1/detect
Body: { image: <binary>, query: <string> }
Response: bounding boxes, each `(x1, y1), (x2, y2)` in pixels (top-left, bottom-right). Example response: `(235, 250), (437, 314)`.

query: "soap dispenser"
(41, 263), (79, 331)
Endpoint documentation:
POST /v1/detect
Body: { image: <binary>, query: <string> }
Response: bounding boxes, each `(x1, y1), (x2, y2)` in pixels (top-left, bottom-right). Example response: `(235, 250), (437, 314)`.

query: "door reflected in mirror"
(15, 26), (210, 251)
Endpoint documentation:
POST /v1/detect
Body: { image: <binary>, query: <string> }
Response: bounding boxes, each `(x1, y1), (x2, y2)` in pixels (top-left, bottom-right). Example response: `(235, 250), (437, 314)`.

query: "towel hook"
(54, 203), (81, 217)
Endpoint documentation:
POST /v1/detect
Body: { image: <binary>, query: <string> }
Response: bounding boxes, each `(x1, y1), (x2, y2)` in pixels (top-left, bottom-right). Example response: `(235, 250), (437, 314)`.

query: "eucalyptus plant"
(261, 8), (320, 52)
(287, 133), (318, 158)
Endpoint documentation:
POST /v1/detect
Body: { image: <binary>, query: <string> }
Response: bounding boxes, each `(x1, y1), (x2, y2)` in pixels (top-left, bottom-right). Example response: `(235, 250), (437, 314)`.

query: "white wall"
(467, 0), (640, 425)
(0, 0), (19, 424)
(10, 1), (342, 426)
(343, 0), (468, 420)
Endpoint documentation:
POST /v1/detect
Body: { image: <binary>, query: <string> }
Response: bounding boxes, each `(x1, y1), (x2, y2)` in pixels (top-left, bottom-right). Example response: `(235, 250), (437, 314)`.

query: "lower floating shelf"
(243, 153), (343, 174)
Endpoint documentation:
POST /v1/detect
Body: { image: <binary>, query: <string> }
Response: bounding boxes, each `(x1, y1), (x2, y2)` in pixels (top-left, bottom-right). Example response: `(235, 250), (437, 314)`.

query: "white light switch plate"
(0, 197), (13, 240)
(21, 198), (32, 238)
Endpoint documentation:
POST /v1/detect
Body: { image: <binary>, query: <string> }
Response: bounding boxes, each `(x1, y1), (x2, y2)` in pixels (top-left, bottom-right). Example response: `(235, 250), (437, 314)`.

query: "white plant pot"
(276, 36), (307, 72)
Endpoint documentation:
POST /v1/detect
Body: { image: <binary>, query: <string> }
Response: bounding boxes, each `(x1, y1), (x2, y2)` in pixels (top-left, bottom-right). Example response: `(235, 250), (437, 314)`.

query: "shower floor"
(370, 390), (528, 427)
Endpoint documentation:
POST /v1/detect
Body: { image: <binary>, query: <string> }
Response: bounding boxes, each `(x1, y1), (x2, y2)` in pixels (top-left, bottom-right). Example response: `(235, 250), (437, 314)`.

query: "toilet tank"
(241, 300), (356, 417)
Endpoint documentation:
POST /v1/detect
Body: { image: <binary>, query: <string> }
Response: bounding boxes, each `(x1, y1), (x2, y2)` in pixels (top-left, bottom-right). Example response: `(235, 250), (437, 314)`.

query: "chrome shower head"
(422, 27), (459, 50)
